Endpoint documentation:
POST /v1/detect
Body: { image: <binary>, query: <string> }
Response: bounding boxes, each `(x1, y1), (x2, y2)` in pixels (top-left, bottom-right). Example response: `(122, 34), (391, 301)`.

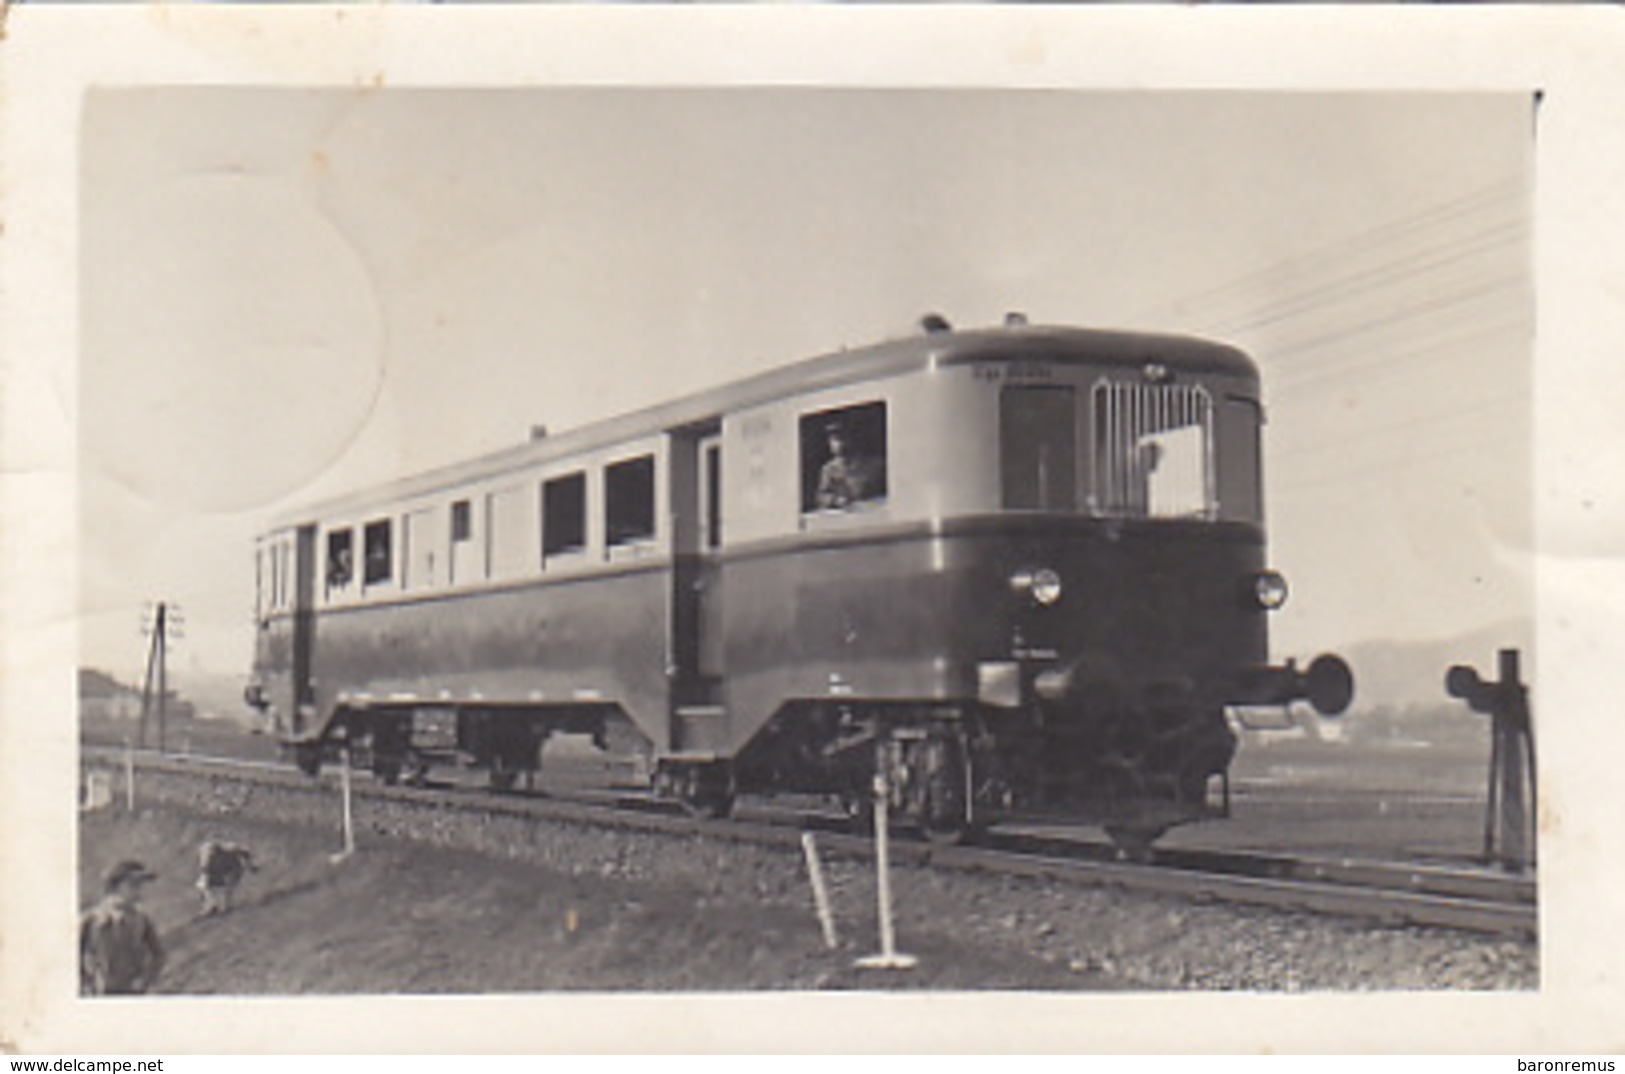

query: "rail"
(83, 746), (1537, 940)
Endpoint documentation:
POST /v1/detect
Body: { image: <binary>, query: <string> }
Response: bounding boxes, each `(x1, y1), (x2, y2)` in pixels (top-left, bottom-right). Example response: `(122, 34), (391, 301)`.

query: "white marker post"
(82, 770), (111, 812)
(331, 747), (355, 864)
(800, 832), (839, 950)
(856, 764), (916, 971)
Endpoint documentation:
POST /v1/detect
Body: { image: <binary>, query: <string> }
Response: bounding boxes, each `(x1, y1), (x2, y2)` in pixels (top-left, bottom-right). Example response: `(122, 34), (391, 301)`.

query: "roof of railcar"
(267, 323), (1254, 529)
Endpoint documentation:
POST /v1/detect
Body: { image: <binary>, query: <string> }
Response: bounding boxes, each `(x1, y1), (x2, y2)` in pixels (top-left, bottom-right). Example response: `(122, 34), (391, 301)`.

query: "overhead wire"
(1272, 392), (1527, 461)
(1257, 275), (1527, 373)
(1264, 279), (1530, 394)
(1271, 430), (1525, 495)
(1202, 222), (1527, 342)
(1116, 178), (1533, 500)
(1269, 315), (1530, 399)
(1130, 179), (1527, 330)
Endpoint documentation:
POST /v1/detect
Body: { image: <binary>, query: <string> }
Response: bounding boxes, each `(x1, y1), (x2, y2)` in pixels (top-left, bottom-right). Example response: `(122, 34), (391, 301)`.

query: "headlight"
(1253, 570), (1289, 610)
(1010, 567), (1063, 606)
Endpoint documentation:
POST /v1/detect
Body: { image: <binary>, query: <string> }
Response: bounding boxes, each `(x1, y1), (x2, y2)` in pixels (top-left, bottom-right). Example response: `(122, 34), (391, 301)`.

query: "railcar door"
(667, 425), (726, 752)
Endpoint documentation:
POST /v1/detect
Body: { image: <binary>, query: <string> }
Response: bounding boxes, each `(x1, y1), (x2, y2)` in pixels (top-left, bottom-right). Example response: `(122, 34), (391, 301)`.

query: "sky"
(78, 88), (1533, 694)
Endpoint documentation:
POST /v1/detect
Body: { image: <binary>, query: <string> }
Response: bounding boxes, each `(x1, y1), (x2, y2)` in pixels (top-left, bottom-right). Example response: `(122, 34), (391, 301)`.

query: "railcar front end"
(726, 326), (1351, 846)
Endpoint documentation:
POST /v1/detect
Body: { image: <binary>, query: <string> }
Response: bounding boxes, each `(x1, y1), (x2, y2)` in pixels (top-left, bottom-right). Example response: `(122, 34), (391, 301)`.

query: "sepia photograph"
(5, 4), (1625, 1055)
(73, 84), (1534, 993)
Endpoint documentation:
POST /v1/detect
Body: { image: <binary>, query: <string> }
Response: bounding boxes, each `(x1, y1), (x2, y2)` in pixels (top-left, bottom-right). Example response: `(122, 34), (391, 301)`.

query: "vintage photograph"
(70, 85), (1538, 999)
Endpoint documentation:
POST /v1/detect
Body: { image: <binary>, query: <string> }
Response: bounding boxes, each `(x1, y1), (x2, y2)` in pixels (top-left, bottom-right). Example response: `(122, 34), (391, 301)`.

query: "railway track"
(83, 745), (1537, 940)
(960, 832), (1534, 938)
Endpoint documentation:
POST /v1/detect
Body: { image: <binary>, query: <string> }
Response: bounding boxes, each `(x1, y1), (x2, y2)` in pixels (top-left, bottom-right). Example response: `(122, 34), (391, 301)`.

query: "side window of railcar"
(325, 529), (354, 599)
(605, 455), (656, 550)
(267, 542), (279, 611)
(277, 541), (291, 609)
(363, 519), (393, 588)
(542, 472), (587, 559)
(269, 545), (281, 611)
(448, 499), (478, 583)
(800, 401), (888, 513)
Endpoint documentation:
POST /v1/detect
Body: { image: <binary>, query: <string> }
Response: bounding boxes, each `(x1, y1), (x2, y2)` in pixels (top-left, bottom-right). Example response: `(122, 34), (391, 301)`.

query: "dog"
(196, 839), (257, 916)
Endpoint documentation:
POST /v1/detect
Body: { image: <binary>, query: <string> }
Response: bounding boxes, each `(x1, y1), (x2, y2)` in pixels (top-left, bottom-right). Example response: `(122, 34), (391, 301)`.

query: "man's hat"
(104, 860), (158, 891)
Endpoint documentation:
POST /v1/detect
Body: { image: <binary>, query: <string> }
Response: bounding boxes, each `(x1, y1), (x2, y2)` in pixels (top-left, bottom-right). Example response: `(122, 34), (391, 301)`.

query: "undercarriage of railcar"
(283, 702), (641, 791)
(266, 649), (1349, 857)
(730, 693), (1238, 851)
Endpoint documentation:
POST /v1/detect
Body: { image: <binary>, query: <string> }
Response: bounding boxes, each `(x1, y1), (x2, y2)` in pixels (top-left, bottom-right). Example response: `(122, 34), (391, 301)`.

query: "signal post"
(1446, 648), (1536, 873)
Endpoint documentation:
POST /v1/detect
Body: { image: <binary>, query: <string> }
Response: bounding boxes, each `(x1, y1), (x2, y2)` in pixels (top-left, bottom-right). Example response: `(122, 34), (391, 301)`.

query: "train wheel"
(918, 733), (972, 845)
(1178, 768), (1213, 807)
(840, 790), (876, 834)
(676, 764), (734, 819)
(294, 742), (321, 778)
(922, 819), (972, 846)
(1105, 823), (1167, 863)
(682, 789), (734, 820)
(488, 762), (519, 793)
(373, 758), (403, 786)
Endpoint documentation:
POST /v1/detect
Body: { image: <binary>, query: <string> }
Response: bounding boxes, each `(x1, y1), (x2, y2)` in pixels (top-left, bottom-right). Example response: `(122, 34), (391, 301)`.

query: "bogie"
(660, 760), (735, 819)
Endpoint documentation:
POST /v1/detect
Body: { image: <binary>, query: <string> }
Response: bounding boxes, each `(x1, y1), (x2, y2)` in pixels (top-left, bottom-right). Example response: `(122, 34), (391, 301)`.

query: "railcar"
(246, 316), (1351, 849)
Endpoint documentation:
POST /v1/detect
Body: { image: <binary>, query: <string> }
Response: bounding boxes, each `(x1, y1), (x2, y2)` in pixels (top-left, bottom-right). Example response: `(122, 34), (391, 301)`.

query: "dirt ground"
(79, 805), (1100, 994)
(79, 784), (1534, 996)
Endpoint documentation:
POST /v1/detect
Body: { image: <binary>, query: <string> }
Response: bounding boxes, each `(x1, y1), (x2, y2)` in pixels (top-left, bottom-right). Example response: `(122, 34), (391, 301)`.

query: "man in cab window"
(816, 421), (884, 509)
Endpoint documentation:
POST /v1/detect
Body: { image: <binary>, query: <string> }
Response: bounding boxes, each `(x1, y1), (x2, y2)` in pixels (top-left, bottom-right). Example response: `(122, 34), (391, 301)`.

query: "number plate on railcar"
(973, 361), (1053, 383)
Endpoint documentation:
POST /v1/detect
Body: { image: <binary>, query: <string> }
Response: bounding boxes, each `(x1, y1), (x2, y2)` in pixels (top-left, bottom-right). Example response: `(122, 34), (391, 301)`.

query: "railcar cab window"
(325, 529), (355, 598)
(1002, 385), (1078, 511)
(1091, 378), (1217, 520)
(542, 472), (587, 559)
(605, 455), (656, 552)
(801, 402), (888, 513)
(363, 519), (393, 587)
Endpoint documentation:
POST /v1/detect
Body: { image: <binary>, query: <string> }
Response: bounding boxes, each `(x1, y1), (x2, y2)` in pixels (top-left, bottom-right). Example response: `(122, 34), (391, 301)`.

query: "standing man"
(80, 860), (165, 995)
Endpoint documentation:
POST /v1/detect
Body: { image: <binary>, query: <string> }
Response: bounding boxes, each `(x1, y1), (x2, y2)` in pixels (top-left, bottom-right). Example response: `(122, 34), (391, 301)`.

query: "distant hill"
(1338, 619), (1534, 713)
(78, 666), (192, 726)
(78, 666), (259, 728)
(78, 667), (133, 700)
(167, 670), (261, 728)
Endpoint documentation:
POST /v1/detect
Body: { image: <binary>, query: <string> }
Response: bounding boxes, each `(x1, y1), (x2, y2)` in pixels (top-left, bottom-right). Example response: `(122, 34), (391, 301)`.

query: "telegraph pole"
(138, 602), (182, 752)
